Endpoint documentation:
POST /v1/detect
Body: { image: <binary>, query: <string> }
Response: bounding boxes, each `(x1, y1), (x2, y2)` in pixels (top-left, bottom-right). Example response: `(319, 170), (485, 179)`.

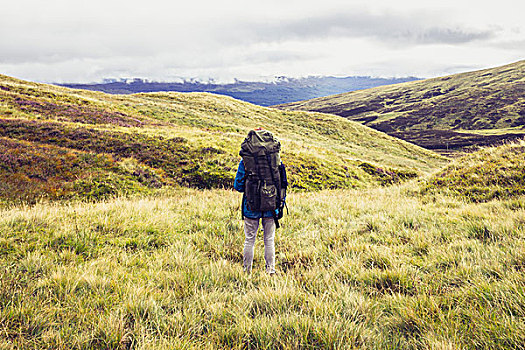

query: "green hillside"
(423, 139), (525, 202)
(277, 60), (525, 153)
(0, 74), (446, 203)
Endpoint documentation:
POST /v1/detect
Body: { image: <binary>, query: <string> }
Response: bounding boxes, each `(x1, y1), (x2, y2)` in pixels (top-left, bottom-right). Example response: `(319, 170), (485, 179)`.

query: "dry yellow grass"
(1, 183), (524, 349)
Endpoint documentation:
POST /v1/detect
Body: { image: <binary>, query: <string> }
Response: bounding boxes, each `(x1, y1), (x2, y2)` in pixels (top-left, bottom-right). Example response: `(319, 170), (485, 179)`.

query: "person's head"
(254, 127), (264, 131)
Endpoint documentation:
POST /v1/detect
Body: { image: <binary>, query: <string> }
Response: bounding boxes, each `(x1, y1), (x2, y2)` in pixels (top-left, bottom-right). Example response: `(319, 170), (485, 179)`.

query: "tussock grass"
(423, 139), (525, 202)
(2, 186), (525, 349)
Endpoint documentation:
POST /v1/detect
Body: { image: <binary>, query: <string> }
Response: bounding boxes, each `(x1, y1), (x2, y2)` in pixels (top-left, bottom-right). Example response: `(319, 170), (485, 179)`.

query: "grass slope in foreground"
(1, 185), (525, 349)
(277, 60), (525, 153)
(0, 74), (446, 203)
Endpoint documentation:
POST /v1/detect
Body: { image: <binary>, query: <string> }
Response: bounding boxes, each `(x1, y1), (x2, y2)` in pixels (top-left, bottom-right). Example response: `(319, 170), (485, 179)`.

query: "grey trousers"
(243, 217), (276, 273)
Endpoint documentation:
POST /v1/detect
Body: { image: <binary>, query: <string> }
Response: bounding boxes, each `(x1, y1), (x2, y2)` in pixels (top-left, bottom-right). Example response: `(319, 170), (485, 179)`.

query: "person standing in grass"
(234, 128), (287, 274)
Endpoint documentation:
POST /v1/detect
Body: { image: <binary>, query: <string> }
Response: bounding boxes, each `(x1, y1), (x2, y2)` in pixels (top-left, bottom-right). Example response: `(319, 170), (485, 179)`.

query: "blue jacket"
(234, 160), (281, 219)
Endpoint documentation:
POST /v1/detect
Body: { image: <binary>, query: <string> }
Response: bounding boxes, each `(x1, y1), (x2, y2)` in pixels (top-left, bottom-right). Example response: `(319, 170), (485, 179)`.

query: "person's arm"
(233, 160), (246, 192)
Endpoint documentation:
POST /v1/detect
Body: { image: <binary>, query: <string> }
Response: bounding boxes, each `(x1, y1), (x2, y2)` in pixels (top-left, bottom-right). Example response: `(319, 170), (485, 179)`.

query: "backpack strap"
(253, 154), (264, 217)
(277, 164), (287, 220)
(272, 210), (280, 229)
(241, 192), (246, 220)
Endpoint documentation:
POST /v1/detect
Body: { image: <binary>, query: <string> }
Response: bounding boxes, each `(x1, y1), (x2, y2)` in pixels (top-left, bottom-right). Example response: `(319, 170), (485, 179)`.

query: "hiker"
(234, 128), (287, 274)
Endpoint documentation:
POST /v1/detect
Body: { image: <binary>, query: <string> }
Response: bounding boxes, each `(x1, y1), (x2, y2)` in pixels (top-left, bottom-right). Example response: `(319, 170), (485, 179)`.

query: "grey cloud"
(0, 6), (496, 69)
(409, 27), (493, 44)
(236, 12), (495, 46)
(0, 27), (190, 65)
(0, 1), (517, 83)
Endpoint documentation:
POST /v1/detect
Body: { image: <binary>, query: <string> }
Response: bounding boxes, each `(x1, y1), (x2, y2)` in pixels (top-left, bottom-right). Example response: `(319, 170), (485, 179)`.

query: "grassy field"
(2, 75), (525, 349)
(2, 176), (525, 349)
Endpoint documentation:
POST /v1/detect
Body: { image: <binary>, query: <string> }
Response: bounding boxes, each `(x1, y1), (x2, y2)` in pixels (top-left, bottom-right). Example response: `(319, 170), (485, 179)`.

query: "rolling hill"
(277, 60), (525, 153)
(0, 74), (446, 203)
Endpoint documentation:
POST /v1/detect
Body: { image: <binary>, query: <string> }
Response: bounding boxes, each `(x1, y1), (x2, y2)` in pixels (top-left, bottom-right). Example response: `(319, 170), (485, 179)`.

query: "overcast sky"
(1, 0), (524, 83)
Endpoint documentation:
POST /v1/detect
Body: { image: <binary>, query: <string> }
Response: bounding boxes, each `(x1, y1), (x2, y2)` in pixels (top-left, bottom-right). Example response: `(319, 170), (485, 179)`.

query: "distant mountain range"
(277, 60), (525, 153)
(60, 76), (420, 106)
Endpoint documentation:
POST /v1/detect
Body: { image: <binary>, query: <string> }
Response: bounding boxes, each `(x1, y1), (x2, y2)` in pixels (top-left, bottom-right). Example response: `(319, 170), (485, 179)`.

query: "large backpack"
(240, 130), (287, 227)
